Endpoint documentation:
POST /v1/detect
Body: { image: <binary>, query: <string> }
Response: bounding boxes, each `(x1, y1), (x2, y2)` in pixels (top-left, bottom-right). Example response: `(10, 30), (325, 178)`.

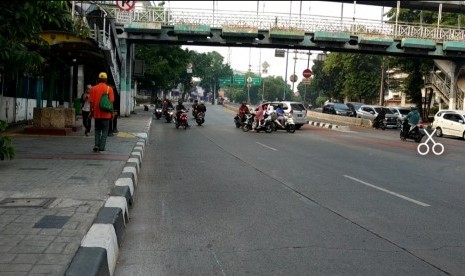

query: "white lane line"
(256, 142), (277, 151)
(343, 175), (430, 207)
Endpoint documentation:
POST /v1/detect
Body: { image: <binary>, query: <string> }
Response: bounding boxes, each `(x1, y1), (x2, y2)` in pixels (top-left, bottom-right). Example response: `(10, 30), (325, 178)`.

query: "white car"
(263, 101), (308, 129)
(431, 110), (465, 139)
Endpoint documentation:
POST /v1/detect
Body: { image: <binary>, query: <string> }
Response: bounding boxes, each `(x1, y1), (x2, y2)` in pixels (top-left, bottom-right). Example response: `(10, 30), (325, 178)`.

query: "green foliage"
(322, 53), (381, 102)
(0, 121), (15, 161)
(261, 76), (287, 102)
(315, 96), (329, 107)
(135, 45), (190, 93)
(385, 8), (465, 28)
(0, 1), (75, 77)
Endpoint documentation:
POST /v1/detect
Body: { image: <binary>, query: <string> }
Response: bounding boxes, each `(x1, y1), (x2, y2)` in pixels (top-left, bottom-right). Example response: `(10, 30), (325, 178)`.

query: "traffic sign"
(219, 77), (232, 86)
(303, 69), (313, 79)
(247, 77), (253, 84)
(233, 75), (246, 85)
(302, 78), (311, 85)
(251, 77), (261, 85)
(290, 74), (298, 82)
(116, 0), (136, 11)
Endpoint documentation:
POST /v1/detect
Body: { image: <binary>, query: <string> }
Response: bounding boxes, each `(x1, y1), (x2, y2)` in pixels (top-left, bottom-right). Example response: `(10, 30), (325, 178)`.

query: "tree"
(0, 1), (75, 78)
(190, 51), (233, 101)
(134, 45), (190, 100)
(385, 7), (438, 117)
(322, 53), (381, 103)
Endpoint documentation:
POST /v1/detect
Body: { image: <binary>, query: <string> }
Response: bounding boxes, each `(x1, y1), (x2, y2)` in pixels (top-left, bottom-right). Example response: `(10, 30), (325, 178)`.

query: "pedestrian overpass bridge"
(88, 2), (465, 115)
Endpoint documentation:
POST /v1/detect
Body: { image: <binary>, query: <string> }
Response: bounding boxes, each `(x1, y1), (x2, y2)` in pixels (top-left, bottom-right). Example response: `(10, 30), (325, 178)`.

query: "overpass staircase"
(425, 61), (464, 110)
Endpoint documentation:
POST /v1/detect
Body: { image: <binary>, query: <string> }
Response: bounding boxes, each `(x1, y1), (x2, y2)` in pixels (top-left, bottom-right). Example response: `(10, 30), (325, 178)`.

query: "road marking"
(343, 175), (430, 207)
(256, 142), (277, 151)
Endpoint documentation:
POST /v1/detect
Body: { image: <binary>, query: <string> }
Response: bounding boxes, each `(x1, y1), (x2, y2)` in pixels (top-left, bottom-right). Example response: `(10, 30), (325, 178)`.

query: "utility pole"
(379, 60), (385, 106)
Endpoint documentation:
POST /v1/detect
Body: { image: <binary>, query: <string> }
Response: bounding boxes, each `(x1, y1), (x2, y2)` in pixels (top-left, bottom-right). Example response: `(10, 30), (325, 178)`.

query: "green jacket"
(406, 110), (420, 125)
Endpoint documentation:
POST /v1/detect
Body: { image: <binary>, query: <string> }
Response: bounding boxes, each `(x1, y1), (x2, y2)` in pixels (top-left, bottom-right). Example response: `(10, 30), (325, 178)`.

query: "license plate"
(297, 114), (302, 117)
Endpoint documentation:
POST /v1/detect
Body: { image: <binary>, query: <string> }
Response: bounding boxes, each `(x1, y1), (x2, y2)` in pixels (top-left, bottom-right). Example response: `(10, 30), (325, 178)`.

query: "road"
(115, 104), (465, 275)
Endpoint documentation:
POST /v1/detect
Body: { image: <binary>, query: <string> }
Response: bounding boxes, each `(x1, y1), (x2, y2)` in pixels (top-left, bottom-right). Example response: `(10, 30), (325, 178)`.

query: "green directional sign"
(251, 77), (262, 85)
(233, 75), (246, 85)
(219, 77), (232, 86)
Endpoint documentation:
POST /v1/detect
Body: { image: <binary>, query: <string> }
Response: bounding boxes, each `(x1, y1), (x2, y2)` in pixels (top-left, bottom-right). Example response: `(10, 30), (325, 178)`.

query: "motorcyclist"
(238, 101), (250, 123)
(192, 99), (199, 118)
(403, 106), (420, 134)
(373, 108), (386, 128)
(275, 103), (285, 127)
(197, 100), (207, 113)
(175, 99), (187, 124)
(163, 99), (174, 116)
(154, 97), (163, 114)
(155, 97), (163, 108)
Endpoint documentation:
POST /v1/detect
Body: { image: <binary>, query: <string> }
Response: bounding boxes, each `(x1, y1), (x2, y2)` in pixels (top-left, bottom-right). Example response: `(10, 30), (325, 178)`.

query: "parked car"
(431, 110), (465, 139)
(346, 102), (364, 115)
(264, 101), (308, 129)
(389, 106), (411, 128)
(356, 105), (398, 128)
(322, 102), (353, 116)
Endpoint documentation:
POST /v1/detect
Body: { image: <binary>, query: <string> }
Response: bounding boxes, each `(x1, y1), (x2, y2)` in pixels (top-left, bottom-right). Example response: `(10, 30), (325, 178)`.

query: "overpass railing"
(102, 7), (465, 42)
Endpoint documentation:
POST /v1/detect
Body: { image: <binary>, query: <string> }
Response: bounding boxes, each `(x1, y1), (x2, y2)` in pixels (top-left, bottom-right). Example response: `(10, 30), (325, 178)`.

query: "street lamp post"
(316, 52), (328, 103)
(262, 61), (269, 102)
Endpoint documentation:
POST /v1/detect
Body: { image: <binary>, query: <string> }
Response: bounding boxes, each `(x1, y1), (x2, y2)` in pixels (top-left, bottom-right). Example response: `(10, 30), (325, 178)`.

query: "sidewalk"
(0, 106), (152, 275)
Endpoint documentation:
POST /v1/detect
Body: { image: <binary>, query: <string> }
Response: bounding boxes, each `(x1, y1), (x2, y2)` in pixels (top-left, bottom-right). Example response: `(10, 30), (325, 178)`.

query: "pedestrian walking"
(81, 84), (92, 136)
(89, 72), (114, 152)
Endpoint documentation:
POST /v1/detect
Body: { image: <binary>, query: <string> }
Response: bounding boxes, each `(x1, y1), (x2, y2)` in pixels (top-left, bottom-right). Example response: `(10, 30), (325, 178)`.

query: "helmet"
(278, 103), (284, 108)
(200, 101), (204, 104)
(194, 99), (198, 103)
(411, 106), (417, 110)
(178, 99), (183, 104)
(242, 101), (247, 105)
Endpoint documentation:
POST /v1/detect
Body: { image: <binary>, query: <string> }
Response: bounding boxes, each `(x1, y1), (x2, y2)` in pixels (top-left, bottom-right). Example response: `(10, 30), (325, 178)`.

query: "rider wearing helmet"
(404, 105), (420, 134)
(238, 101), (250, 123)
(175, 99), (187, 124)
(192, 99), (199, 118)
(197, 100), (207, 113)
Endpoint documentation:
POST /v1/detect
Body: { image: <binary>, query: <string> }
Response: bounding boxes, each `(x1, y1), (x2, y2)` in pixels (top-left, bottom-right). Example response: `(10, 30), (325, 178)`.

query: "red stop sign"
(303, 69), (312, 79)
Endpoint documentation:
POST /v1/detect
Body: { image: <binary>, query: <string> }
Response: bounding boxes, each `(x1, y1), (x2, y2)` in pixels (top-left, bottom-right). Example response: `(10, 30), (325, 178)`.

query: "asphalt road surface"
(115, 104), (465, 276)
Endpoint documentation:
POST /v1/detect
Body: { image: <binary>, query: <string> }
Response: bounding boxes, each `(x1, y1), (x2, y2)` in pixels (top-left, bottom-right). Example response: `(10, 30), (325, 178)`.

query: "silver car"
(388, 106), (411, 128)
(356, 105), (398, 128)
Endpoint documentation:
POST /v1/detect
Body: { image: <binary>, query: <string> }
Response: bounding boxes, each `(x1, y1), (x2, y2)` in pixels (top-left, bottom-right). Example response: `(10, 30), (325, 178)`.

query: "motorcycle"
(234, 113), (247, 128)
(254, 115), (273, 133)
(372, 117), (387, 130)
(271, 113), (296, 133)
(154, 107), (163, 119)
(196, 111), (205, 126)
(175, 109), (189, 129)
(192, 108), (198, 120)
(165, 107), (174, 123)
(400, 120), (424, 143)
(242, 113), (257, 132)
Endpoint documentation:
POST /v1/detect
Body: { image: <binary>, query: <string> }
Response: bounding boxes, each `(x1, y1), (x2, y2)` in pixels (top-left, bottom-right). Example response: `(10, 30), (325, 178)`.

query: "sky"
(154, 1), (391, 92)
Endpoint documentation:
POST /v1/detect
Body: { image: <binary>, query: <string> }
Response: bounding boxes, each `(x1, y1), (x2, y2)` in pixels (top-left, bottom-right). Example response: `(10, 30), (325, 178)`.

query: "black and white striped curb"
(65, 118), (152, 276)
(308, 120), (350, 131)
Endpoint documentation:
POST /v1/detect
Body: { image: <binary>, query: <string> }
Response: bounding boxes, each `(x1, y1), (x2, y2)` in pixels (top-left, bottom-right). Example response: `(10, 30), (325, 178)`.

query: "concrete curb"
(65, 117), (152, 276)
(308, 120), (350, 131)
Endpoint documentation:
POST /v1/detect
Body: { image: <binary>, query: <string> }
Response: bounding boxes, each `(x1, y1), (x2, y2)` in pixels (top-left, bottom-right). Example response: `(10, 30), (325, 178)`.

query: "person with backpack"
(89, 72), (114, 152)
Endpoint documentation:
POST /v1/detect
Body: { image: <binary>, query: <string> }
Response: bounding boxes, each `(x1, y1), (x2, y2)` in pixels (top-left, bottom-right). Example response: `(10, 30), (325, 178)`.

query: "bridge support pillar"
(119, 39), (134, 116)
